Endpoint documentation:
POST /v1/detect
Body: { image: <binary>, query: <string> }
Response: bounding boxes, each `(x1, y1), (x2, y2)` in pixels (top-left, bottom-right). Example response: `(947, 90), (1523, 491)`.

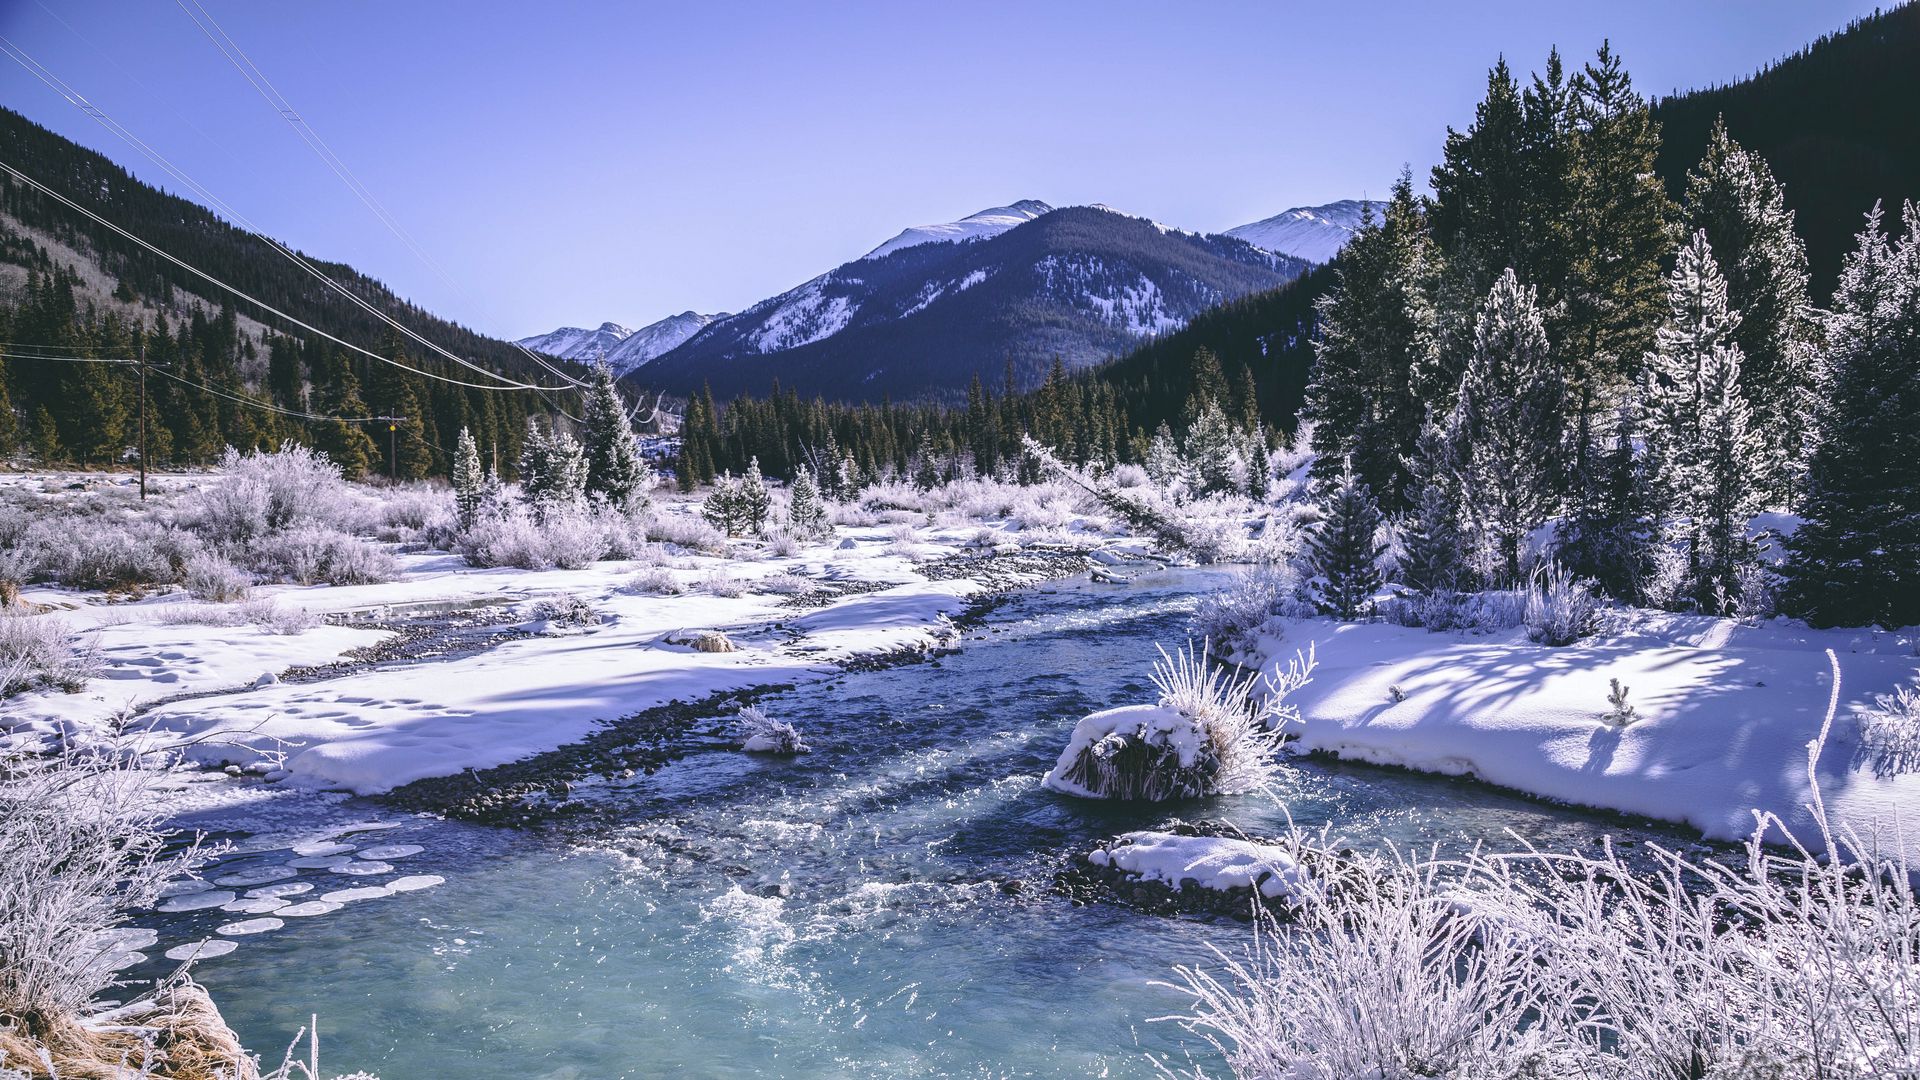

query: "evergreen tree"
(1398, 416), (1468, 592)
(1185, 402), (1241, 496)
(702, 471), (746, 536)
(1449, 269), (1564, 583)
(1144, 422), (1183, 488)
(1304, 173), (1440, 507)
(912, 433), (940, 491)
(1783, 204), (1920, 628)
(452, 426), (485, 531)
(310, 353), (377, 479)
(519, 416), (586, 515)
(786, 465), (829, 538)
(1554, 402), (1653, 601)
(1308, 461), (1389, 619)
(1683, 118), (1818, 502)
(739, 456), (771, 534)
(579, 362), (649, 508)
(1641, 231), (1763, 613)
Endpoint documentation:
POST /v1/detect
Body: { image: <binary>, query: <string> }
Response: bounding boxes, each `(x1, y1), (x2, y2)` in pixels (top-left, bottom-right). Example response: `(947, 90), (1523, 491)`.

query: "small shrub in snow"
(46, 516), (192, 592)
(732, 705), (809, 755)
(529, 594), (600, 629)
(253, 526), (397, 586)
(828, 502), (879, 528)
(242, 599), (319, 635)
(1190, 563), (1299, 657)
(644, 510), (728, 554)
(183, 552), (252, 602)
(697, 572), (745, 598)
(626, 567), (686, 596)
(185, 444), (358, 549)
(754, 572), (815, 597)
(1522, 562), (1599, 646)
(1602, 677), (1638, 726)
(0, 615), (93, 696)
(1046, 642), (1303, 801)
(763, 529), (803, 558)
(1856, 681), (1920, 774)
(665, 629), (735, 653)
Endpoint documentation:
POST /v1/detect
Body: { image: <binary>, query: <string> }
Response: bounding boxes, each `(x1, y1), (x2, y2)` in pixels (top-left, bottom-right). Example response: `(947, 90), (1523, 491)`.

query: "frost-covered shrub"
(0, 615), (93, 697)
(644, 510), (728, 554)
(528, 593), (601, 629)
(373, 483), (448, 540)
(539, 504), (616, 569)
(1044, 642), (1311, 801)
(183, 552), (252, 602)
(828, 503), (878, 528)
(0, 748), (206, 1038)
(763, 529), (803, 558)
(242, 599), (319, 635)
(41, 515), (195, 592)
(754, 572), (815, 597)
(697, 573), (744, 598)
(1602, 677), (1638, 726)
(1190, 563), (1299, 657)
(1522, 563), (1599, 646)
(626, 567), (685, 596)
(186, 444), (359, 548)
(1856, 681), (1920, 775)
(732, 705), (809, 754)
(252, 526), (397, 586)
(460, 504), (609, 570)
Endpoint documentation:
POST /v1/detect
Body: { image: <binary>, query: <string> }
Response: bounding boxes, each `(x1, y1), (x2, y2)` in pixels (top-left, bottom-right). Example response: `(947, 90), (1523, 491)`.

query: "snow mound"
(1088, 831), (1309, 900)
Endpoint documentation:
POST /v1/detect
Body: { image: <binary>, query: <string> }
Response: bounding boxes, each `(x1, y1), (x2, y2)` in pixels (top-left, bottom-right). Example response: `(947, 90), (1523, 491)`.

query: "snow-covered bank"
(1256, 612), (1920, 860)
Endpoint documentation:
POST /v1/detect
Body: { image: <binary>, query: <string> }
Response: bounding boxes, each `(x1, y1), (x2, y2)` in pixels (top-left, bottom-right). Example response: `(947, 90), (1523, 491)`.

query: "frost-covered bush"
(186, 444), (361, 548)
(763, 529), (803, 558)
(828, 502), (879, 528)
(1522, 563), (1599, 646)
(0, 615), (93, 697)
(643, 510), (728, 554)
(732, 705), (809, 754)
(1044, 642), (1312, 801)
(39, 515), (196, 593)
(183, 552), (252, 602)
(528, 593), (601, 629)
(252, 525), (397, 586)
(626, 566), (686, 596)
(753, 572), (815, 597)
(1856, 681), (1920, 775)
(0, 748), (206, 1042)
(697, 573), (745, 598)
(1190, 563), (1299, 657)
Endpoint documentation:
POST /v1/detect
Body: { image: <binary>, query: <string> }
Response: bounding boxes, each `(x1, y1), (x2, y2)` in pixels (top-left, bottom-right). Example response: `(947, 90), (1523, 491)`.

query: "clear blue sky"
(0, 1), (1883, 339)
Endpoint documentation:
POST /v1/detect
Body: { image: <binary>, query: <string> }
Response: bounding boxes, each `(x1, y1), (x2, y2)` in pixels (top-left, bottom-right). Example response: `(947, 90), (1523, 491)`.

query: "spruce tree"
(519, 417), (586, 515)
(1783, 204), (1920, 628)
(1145, 423), (1183, 488)
(580, 362), (649, 508)
(1309, 461), (1389, 619)
(702, 471), (745, 536)
(739, 456), (771, 534)
(1554, 402), (1653, 602)
(1186, 402), (1241, 496)
(1449, 269), (1564, 584)
(1398, 416), (1467, 593)
(452, 426), (484, 531)
(786, 465), (829, 538)
(1641, 231), (1763, 613)
(1683, 118), (1818, 502)
(912, 433), (940, 491)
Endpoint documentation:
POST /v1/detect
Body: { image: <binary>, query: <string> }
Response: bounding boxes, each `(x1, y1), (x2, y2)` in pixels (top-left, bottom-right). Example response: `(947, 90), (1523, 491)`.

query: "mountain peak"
(862, 200), (1055, 260)
(1224, 199), (1378, 264)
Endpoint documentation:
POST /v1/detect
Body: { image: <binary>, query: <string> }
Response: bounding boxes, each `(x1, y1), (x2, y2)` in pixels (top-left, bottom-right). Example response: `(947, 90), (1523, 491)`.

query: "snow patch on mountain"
(515, 321), (632, 362)
(1225, 199), (1377, 265)
(749, 279), (859, 352)
(863, 200), (1053, 260)
(520, 312), (720, 374)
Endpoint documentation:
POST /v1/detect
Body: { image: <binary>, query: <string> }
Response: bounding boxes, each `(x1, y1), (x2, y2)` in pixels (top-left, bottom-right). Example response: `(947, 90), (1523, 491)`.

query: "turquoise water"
(161, 570), (1697, 1078)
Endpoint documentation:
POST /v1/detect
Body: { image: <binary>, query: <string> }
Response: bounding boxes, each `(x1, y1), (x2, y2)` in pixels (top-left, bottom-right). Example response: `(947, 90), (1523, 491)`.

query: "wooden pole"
(137, 337), (148, 501)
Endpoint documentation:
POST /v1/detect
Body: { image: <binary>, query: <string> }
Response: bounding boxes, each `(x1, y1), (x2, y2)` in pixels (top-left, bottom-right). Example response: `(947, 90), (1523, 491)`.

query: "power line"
(170, 0), (588, 391)
(0, 34), (574, 393)
(0, 156), (582, 394)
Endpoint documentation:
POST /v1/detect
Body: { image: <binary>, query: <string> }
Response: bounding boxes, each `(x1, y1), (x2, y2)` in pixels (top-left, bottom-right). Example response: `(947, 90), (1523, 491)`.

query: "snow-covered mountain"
(518, 311), (721, 375)
(862, 200), (1054, 260)
(638, 202), (1309, 402)
(1225, 199), (1377, 265)
(515, 321), (632, 363)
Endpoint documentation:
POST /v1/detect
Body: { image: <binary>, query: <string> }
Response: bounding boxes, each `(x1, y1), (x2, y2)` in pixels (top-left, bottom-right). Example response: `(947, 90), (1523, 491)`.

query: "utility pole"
(387, 417), (398, 481)
(137, 337), (148, 501)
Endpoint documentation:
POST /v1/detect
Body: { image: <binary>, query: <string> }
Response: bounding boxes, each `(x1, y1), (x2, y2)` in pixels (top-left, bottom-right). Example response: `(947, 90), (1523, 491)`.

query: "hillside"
(1653, 3), (1920, 298)
(637, 204), (1307, 403)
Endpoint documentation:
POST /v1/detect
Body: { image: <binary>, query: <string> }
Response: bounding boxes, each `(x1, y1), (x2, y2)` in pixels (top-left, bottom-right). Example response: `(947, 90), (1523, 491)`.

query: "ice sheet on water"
(217, 918), (283, 936)
(333, 860), (394, 877)
(156, 878), (215, 899)
(357, 844), (423, 860)
(385, 875), (443, 893)
(156, 890), (237, 913)
(221, 897), (290, 915)
(290, 841), (356, 858)
(212, 865), (298, 887)
(288, 855), (355, 870)
(246, 882), (313, 899)
(164, 939), (237, 961)
(321, 886), (393, 903)
(276, 901), (342, 917)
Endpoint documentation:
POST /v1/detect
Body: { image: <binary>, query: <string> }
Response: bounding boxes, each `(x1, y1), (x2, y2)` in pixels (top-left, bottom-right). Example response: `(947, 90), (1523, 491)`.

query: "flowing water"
(152, 568), (1704, 1078)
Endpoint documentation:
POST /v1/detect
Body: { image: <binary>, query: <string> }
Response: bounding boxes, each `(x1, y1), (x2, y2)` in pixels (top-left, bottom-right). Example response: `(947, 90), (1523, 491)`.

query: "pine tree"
(1304, 173), (1440, 507)
(1554, 402), (1653, 602)
(912, 433), (939, 491)
(580, 362), (649, 508)
(519, 417), (586, 516)
(1145, 422), (1184, 488)
(1309, 461), (1389, 619)
(1186, 402), (1241, 496)
(1783, 203), (1920, 628)
(786, 465), (829, 538)
(1449, 269), (1565, 584)
(1398, 416), (1468, 592)
(702, 471), (746, 536)
(452, 426), (484, 531)
(1641, 231), (1763, 612)
(739, 456), (771, 534)
(1683, 118), (1818, 503)
(310, 354), (376, 479)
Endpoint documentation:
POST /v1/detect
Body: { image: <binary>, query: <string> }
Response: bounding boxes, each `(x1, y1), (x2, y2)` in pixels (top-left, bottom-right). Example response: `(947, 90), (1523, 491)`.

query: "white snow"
(1225, 199), (1377, 265)
(1255, 613), (1920, 862)
(862, 200), (1053, 260)
(1041, 704), (1193, 798)
(1088, 830), (1309, 900)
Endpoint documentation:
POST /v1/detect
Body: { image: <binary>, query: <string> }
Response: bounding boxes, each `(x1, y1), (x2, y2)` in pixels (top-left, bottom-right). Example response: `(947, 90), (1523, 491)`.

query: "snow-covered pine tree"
(519, 417), (587, 518)
(1186, 402), (1242, 496)
(702, 471), (745, 536)
(912, 433), (939, 491)
(1784, 203), (1920, 629)
(786, 465), (829, 539)
(739, 456), (771, 534)
(1641, 231), (1763, 613)
(1683, 119), (1818, 503)
(452, 426), (484, 531)
(1449, 268), (1564, 584)
(1145, 422), (1184, 488)
(1553, 401), (1652, 602)
(1308, 460), (1389, 619)
(516, 416), (551, 503)
(1241, 429), (1271, 500)
(579, 362), (649, 509)
(1398, 416), (1467, 593)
